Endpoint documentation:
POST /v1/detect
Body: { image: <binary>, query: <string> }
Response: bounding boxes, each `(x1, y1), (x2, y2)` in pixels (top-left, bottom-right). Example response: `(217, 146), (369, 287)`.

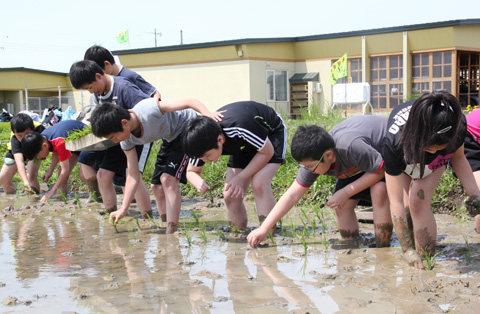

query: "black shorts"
(464, 132), (480, 172)
(227, 129), (286, 169)
(334, 172), (385, 207)
(78, 143), (152, 186)
(151, 136), (188, 185)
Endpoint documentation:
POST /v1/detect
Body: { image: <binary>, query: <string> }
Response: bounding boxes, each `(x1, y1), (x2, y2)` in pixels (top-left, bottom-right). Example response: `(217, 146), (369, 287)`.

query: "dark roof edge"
(0, 67), (68, 76)
(113, 19), (480, 56)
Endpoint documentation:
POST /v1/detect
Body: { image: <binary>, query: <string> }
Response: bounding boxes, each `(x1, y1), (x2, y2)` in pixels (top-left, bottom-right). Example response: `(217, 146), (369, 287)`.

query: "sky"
(1, 0), (479, 73)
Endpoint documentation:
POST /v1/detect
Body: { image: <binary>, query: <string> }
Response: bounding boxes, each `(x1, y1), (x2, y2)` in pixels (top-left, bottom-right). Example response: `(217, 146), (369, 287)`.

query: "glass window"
(370, 55), (403, 110)
(266, 70), (288, 102)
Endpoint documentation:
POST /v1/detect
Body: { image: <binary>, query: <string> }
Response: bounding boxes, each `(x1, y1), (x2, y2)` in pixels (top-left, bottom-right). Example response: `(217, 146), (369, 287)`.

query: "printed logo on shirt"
(404, 153), (453, 179)
(168, 162), (178, 169)
(388, 105), (411, 135)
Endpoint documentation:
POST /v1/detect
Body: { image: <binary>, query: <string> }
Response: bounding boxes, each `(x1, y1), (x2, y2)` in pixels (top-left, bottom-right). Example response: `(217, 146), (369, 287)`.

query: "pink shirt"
(466, 108), (480, 143)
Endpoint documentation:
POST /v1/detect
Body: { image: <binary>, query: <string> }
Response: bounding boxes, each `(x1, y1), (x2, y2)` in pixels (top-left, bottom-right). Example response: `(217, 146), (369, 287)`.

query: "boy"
(0, 113), (44, 194)
(247, 116), (393, 249)
(90, 98), (222, 233)
(20, 119), (86, 203)
(69, 60), (152, 215)
(84, 45), (161, 99)
(181, 101), (286, 230)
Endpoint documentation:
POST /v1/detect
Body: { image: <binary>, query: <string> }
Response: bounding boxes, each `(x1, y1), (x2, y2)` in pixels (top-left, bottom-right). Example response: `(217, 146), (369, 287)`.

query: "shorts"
(78, 143), (152, 186)
(151, 136), (188, 185)
(334, 172), (385, 207)
(227, 129), (287, 169)
(4, 151), (15, 166)
(464, 132), (480, 172)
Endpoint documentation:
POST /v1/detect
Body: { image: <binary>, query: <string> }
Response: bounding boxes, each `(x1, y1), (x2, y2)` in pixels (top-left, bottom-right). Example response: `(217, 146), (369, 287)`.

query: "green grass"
(64, 125), (92, 142)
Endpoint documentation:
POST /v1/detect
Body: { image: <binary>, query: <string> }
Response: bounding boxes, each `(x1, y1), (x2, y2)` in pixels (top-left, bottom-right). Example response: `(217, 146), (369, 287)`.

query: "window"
(337, 58), (363, 84)
(458, 52), (479, 107)
(266, 70), (288, 102)
(411, 51), (452, 96)
(370, 55), (403, 110)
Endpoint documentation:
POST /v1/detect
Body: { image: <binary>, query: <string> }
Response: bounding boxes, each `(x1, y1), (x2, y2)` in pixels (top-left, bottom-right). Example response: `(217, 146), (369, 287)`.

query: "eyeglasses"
(303, 150), (328, 173)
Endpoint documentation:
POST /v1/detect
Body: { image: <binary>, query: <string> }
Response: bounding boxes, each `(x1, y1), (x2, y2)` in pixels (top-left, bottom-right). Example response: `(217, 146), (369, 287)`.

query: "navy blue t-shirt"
(118, 67), (157, 97)
(94, 75), (149, 109)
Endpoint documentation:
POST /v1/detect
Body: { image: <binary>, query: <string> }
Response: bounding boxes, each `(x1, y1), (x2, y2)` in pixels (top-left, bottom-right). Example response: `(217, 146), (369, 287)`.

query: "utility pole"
(180, 30), (183, 45)
(146, 28), (162, 47)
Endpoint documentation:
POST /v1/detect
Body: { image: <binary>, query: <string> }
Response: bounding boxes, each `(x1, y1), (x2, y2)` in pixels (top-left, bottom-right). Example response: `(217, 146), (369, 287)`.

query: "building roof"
(0, 67), (68, 76)
(113, 19), (480, 56)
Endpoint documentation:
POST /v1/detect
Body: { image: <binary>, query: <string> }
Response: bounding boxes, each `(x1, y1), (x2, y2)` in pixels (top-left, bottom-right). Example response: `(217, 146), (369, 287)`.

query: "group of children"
(1, 45), (480, 269)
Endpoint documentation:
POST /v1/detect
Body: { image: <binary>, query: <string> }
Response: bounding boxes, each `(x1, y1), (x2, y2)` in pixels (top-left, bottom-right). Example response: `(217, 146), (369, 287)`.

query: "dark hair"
(181, 116), (222, 158)
(69, 60), (104, 89)
(291, 125), (335, 162)
(10, 113), (34, 133)
(90, 102), (130, 137)
(398, 91), (462, 177)
(84, 45), (115, 69)
(21, 132), (46, 160)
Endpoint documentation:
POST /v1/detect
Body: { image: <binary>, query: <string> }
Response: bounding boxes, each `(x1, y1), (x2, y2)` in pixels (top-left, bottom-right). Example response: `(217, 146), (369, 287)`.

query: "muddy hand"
(247, 227), (268, 248)
(110, 210), (126, 225)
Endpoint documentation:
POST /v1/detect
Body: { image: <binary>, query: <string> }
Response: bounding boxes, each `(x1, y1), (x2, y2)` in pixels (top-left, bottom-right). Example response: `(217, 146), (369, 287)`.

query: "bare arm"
(247, 180), (308, 247)
(451, 144), (480, 197)
(327, 169), (385, 209)
(41, 158), (72, 203)
(158, 99), (224, 121)
(186, 163), (209, 194)
(110, 149), (141, 224)
(43, 153), (59, 182)
(13, 152), (30, 186)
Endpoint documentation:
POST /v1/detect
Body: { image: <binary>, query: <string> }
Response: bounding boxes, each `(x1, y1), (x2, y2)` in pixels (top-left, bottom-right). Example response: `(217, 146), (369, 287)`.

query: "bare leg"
(371, 181), (393, 247)
(151, 183), (167, 222)
(80, 164), (101, 202)
(26, 159), (41, 192)
(334, 199), (360, 240)
(160, 174), (181, 234)
(224, 168), (251, 230)
(0, 163), (17, 194)
(97, 168), (117, 213)
(134, 180), (152, 216)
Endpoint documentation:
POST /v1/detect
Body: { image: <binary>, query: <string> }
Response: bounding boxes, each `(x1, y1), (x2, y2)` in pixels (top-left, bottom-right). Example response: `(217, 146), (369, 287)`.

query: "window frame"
(266, 69), (289, 102)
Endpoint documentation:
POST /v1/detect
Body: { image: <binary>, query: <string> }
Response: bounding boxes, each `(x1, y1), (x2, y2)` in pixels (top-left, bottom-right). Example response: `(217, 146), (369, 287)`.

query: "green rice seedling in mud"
(145, 211), (158, 227)
(183, 224), (193, 246)
(267, 231), (275, 244)
(199, 224), (208, 243)
(321, 236), (330, 250)
(421, 247), (442, 270)
(289, 219), (297, 237)
(278, 218), (283, 230)
(135, 216), (142, 230)
(91, 191), (99, 205)
(464, 236), (472, 264)
(297, 229), (309, 254)
(75, 192), (82, 209)
(215, 231), (229, 241)
(58, 190), (68, 204)
(191, 210), (200, 226)
(111, 219), (119, 233)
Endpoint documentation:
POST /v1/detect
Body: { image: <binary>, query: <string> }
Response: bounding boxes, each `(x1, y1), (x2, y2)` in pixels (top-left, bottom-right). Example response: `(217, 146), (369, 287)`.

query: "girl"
(382, 91), (480, 268)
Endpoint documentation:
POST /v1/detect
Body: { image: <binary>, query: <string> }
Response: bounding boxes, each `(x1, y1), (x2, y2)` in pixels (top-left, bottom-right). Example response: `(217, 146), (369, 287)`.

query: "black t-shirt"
(382, 101), (467, 178)
(190, 101), (285, 167)
(10, 124), (45, 155)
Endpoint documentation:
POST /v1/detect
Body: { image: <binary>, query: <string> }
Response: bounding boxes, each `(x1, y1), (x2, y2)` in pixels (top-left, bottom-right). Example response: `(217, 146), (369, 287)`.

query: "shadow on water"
(0, 193), (479, 313)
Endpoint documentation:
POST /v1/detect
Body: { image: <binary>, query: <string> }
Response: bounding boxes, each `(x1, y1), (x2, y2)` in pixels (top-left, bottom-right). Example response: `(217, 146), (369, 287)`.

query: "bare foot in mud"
(402, 249), (424, 269)
(167, 222), (177, 234)
(160, 214), (167, 223)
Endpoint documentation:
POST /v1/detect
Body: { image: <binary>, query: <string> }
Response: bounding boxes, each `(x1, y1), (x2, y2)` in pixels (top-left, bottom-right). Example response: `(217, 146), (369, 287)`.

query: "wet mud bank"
(0, 193), (479, 313)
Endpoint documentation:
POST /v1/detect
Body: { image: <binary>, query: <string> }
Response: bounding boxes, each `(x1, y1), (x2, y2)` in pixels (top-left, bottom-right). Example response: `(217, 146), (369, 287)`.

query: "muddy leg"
(374, 222), (393, 248)
(167, 222), (178, 234)
(85, 178), (102, 203)
(476, 215), (480, 233)
(392, 211), (422, 268)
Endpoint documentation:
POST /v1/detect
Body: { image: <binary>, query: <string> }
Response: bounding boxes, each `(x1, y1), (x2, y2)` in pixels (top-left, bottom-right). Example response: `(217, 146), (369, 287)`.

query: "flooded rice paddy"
(0, 192), (479, 314)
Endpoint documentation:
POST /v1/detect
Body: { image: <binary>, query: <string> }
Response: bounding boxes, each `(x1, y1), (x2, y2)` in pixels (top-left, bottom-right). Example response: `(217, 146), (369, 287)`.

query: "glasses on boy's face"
(302, 150), (327, 173)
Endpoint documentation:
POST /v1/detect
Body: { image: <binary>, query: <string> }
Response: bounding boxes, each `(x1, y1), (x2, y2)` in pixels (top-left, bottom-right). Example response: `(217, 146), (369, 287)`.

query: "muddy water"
(0, 193), (479, 313)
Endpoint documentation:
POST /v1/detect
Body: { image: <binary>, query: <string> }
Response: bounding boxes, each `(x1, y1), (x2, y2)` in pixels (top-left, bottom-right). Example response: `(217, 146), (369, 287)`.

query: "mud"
(0, 192), (479, 313)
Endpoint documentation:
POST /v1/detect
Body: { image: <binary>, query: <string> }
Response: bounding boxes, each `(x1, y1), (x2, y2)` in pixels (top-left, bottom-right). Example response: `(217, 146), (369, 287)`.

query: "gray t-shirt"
(120, 98), (197, 150)
(296, 115), (387, 187)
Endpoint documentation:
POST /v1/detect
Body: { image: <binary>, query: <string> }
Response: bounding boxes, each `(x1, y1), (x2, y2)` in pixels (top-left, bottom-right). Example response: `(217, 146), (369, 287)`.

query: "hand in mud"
(224, 176), (245, 199)
(194, 180), (210, 194)
(327, 189), (349, 211)
(247, 227), (268, 248)
(110, 210), (127, 225)
(465, 194), (480, 217)
(40, 190), (55, 203)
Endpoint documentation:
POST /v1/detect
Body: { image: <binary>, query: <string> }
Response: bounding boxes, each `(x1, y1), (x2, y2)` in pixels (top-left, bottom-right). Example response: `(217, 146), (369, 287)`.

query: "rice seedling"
(464, 236), (472, 264)
(75, 192), (82, 209)
(267, 231), (275, 244)
(111, 219), (119, 233)
(92, 191), (98, 205)
(58, 190), (67, 204)
(183, 223), (193, 246)
(421, 247), (441, 270)
(145, 211), (158, 227)
(135, 216), (142, 230)
(199, 224), (208, 243)
(191, 210), (200, 226)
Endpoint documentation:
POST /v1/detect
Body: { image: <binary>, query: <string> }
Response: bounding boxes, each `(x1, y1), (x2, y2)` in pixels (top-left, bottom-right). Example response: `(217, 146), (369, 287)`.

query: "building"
(1, 19), (479, 117)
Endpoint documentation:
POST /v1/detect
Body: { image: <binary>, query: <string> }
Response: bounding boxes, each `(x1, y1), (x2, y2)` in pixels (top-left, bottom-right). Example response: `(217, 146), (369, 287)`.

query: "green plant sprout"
(208, 188), (214, 203)
(278, 218), (283, 230)
(267, 231), (275, 244)
(215, 232), (228, 241)
(421, 247), (441, 270)
(75, 192), (82, 209)
(322, 236), (330, 250)
(464, 236), (472, 264)
(135, 216), (142, 230)
(191, 210), (200, 226)
(58, 190), (67, 204)
(111, 219), (119, 233)
(92, 191), (98, 205)
(199, 224), (208, 243)
(183, 223), (193, 246)
(145, 212), (158, 227)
